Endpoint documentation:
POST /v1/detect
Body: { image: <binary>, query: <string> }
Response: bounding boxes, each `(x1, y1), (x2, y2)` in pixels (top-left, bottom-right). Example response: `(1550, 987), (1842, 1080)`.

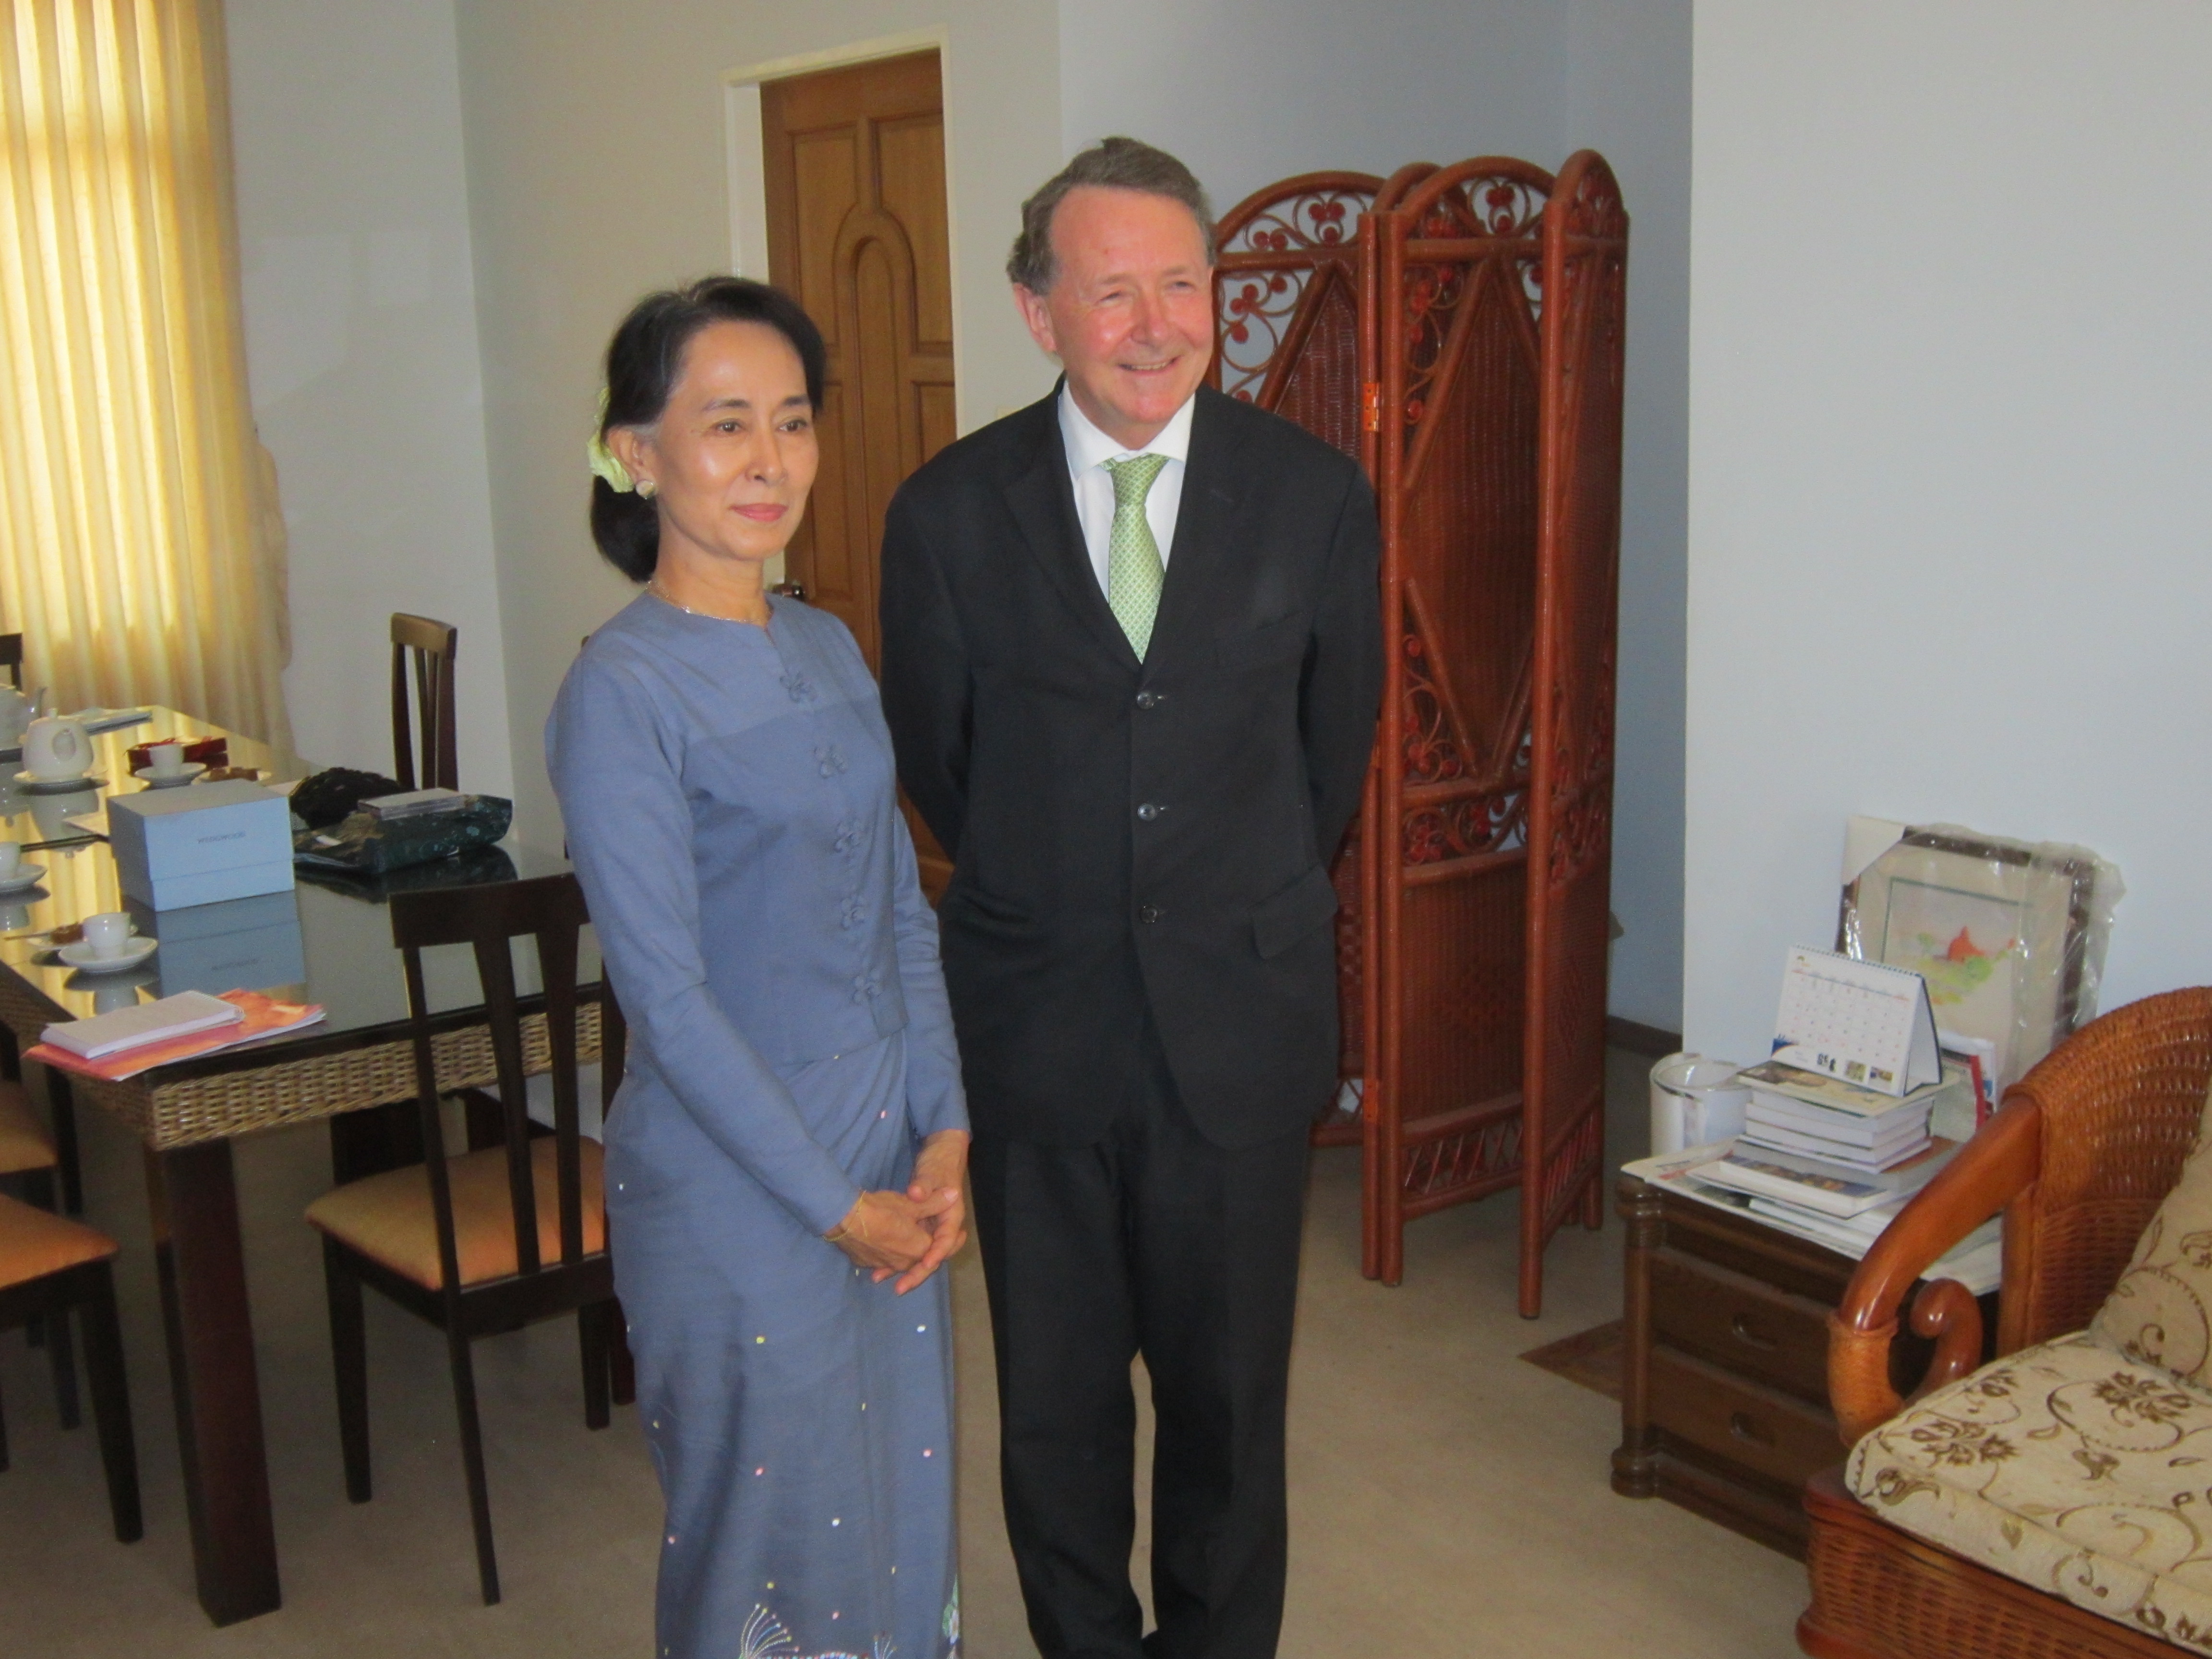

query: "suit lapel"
(1146, 388), (1247, 666)
(1002, 394), (1140, 670)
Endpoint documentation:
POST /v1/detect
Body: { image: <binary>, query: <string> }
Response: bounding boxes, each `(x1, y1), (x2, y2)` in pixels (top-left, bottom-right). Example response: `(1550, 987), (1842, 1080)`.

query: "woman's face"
(615, 319), (819, 573)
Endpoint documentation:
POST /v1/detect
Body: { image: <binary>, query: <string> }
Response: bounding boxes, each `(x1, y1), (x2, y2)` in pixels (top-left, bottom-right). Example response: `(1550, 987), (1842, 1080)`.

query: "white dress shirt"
(1058, 385), (1195, 598)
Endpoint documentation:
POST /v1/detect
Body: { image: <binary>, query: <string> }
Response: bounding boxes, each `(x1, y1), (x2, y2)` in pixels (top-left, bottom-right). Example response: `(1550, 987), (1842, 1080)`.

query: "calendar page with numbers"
(1771, 945), (1942, 1097)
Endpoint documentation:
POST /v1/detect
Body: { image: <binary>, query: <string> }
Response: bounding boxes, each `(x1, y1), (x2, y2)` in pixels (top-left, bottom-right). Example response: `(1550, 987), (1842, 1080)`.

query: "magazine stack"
(1621, 1057), (2001, 1293)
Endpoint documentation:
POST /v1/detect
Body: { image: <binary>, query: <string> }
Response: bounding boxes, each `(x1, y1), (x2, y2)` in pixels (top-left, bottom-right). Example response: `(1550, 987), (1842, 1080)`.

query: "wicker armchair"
(1799, 986), (2212, 1659)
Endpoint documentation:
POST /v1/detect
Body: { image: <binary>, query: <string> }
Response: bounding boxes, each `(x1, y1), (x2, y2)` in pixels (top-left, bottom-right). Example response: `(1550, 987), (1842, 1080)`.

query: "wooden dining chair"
(305, 872), (617, 1605)
(0, 1193), (142, 1544)
(0, 632), (22, 690)
(389, 613), (458, 792)
(0, 1076), (83, 1423)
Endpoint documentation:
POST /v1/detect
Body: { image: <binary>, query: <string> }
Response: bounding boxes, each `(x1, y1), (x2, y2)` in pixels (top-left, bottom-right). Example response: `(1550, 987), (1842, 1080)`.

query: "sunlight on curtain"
(0, 0), (291, 746)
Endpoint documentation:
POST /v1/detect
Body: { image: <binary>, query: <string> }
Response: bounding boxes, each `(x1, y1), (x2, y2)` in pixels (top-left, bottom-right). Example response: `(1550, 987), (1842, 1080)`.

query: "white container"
(1648, 1052), (1753, 1156)
(107, 780), (294, 911)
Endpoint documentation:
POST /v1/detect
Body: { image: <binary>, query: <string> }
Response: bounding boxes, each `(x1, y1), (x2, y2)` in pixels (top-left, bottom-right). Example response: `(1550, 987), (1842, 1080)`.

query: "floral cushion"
(1847, 1331), (2212, 1651)
(2093, 1113), (2212, 1386)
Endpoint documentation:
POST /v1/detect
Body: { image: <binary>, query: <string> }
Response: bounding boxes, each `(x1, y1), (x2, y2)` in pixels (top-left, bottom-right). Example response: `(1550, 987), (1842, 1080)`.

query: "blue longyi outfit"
(547, 590), (965, 1659)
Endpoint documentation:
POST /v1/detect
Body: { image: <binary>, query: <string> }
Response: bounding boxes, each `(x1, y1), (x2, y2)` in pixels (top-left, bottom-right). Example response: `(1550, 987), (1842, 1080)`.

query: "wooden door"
(761, 51), (957, 670)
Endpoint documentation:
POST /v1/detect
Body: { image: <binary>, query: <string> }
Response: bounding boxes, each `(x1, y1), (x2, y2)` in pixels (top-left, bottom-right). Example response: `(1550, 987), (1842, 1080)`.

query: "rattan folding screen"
(1212, 153), (1628, 1314)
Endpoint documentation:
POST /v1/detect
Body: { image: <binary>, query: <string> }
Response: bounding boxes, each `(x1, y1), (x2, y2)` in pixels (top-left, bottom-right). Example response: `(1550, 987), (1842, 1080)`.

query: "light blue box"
(107, 781), (295, 911)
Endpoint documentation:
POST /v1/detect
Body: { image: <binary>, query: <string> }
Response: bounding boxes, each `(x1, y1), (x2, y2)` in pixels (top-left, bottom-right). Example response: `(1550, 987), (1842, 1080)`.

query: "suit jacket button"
(1135, 690), (1160, 709)
(1136, 801), (1164, 822)
(1138, 904), (1163, 925)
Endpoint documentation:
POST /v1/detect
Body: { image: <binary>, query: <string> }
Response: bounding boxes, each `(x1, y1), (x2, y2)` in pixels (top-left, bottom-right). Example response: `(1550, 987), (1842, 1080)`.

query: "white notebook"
(42, 990), (243, 1059)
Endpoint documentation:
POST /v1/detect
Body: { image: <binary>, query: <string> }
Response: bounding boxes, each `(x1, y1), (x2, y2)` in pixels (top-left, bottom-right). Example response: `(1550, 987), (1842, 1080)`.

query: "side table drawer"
(1648, 1344), (1842, 1490)
(1650, 1247), (1833, 1401)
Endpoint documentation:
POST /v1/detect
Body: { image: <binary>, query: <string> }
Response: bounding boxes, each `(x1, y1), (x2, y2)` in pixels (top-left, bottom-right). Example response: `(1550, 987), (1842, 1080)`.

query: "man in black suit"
(879, 136), (1381, 1659)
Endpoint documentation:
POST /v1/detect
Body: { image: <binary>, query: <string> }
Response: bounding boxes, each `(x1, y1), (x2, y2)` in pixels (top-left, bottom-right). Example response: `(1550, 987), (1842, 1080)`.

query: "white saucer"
(15, 770), (102, 795)
(58, 937), (157, 973)
(133, 763), (206, 788)
(0, 863), (45, 893)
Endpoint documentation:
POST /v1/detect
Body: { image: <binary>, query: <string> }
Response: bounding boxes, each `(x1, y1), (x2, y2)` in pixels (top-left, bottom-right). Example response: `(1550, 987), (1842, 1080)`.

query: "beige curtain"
(0, 0), (291, 747)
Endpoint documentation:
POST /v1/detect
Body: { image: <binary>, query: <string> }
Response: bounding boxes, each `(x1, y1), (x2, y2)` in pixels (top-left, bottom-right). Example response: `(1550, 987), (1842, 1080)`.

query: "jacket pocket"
(1215, 612), (1307, 671)
(1250, 865), (1339, 960)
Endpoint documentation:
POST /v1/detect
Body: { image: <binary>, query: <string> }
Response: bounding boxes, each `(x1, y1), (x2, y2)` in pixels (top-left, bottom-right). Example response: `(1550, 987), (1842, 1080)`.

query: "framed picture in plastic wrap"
(1837, 822), (2120, 1092)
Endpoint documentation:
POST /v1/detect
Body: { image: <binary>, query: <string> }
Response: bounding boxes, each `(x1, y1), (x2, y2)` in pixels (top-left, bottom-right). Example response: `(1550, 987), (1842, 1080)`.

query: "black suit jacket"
(879, 386), (1382, 1148)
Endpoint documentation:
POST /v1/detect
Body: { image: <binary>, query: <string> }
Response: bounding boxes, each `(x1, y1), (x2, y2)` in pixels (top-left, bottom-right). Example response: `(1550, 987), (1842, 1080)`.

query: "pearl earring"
(637, 478), (658, 500)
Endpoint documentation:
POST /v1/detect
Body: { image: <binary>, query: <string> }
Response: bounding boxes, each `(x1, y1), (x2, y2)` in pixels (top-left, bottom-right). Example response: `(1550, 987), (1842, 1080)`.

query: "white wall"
(1063, 0), (1692, 1031)
(1684, 1), (2212, 1064)
(453, 0), (1062, 844)
(1565, 0), (1692, 1031)
(225, 0), (511, 795)
(1058, 0), (1563, 205)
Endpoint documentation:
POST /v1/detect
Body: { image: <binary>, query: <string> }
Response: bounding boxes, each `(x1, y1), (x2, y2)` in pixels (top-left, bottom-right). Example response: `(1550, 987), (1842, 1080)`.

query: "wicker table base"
(0, 968), (604, 1151)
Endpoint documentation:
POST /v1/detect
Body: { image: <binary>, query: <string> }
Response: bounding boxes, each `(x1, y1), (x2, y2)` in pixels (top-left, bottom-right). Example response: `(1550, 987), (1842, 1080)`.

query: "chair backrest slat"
(397, 944), (468, 1298)
(539, 923), (584, 1264)
(389, 613), (458, 792)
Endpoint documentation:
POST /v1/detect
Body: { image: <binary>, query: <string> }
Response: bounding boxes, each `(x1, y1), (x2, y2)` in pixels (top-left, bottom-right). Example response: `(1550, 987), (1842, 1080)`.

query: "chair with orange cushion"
(0, 1078), (60, 1214)
(0, 1076), (85, 1422)
(0, 1193), (141, 1542)
(306, 872), (616, 1606)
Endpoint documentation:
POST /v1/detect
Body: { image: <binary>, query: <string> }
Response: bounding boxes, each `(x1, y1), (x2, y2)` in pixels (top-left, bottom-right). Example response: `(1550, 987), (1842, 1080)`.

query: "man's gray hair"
(1006, 136), (1216, 293)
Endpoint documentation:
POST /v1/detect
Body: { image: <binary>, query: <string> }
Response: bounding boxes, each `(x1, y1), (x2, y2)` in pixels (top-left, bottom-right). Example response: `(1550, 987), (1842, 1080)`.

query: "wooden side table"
(1611, 1174), (1983, 1558)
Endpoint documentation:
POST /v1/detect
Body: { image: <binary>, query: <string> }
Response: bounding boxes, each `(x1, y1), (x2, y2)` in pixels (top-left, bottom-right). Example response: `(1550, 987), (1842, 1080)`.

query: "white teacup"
(81, 911), (132, 960)
(0, 841), (19, 881)
(145, 741), (188, 778)
(24, 715), (88, 780)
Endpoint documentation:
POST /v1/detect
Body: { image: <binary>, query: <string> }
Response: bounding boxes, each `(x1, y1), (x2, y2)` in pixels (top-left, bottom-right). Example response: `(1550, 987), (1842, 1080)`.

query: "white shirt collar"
(1058, 383), (1196, 476)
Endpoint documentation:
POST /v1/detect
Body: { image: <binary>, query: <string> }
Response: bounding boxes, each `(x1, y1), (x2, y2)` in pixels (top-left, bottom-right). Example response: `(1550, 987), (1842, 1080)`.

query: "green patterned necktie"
(1103, 453), (1169, 659)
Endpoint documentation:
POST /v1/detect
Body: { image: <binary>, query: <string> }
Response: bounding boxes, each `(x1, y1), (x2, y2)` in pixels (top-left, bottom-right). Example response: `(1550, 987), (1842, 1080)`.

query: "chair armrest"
(1828, 1099), (2042, 1445)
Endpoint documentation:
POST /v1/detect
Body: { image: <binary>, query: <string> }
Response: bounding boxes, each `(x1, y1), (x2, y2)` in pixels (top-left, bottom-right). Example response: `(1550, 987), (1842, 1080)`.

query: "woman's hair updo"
(590, 276), (828, 582)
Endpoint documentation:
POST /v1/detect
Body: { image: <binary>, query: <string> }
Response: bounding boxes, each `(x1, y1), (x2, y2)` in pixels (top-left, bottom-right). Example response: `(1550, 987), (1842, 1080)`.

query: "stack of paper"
(40, 991), (241, 1059)
(29, 988), (325, 1082)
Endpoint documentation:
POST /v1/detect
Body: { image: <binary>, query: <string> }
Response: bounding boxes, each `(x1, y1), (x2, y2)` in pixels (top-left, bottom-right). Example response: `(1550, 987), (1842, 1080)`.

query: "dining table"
(0, 707), (606, 1626)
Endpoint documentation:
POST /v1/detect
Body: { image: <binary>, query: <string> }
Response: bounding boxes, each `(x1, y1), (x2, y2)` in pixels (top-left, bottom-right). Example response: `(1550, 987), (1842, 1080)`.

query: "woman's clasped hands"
(827, 1129), (970, 1293)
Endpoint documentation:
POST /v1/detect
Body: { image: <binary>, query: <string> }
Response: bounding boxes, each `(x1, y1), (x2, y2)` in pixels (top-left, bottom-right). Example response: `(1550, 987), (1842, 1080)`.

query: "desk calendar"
(1771, 945), (1942, 1098)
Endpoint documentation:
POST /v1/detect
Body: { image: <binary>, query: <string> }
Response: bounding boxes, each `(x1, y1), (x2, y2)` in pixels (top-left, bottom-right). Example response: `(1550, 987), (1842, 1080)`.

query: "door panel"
(762, 50), (956, 894)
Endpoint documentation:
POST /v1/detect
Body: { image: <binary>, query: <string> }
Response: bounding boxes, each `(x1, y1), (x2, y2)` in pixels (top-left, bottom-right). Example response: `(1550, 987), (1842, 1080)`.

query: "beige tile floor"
(0, 1049), (1809, 1656)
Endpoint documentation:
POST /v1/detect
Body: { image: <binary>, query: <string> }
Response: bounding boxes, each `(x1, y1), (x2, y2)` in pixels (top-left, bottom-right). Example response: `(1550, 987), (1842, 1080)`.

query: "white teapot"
(23, 714), (89, 780)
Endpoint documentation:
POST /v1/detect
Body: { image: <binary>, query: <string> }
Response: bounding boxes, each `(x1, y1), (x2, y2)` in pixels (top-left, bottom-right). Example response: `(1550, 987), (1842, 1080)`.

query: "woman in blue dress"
(547, 277), (968, 1659)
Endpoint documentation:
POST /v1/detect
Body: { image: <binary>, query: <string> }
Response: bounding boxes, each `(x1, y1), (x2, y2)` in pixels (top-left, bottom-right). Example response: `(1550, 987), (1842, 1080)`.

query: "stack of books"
(1695, 1058), (1974, 1224)
(1623, 1055), (1998, 1291)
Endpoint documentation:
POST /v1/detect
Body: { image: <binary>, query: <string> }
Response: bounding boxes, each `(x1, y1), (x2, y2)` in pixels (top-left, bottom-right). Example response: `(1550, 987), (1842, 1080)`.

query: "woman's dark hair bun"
(589, 276), (828, 582)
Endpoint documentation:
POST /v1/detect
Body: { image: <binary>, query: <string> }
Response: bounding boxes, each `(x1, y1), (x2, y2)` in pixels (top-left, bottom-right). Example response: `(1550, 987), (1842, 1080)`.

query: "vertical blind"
(0, 0), (290, 745)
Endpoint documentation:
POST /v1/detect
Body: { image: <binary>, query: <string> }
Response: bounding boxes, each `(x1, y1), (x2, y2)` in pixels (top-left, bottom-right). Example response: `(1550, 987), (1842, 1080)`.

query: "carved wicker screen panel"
(1365, 161), (1554, 1287)
(1212, 157), (1626, 1311)
(1521, 153), (1628, 1315)
(1212, 175), (1381, 1126)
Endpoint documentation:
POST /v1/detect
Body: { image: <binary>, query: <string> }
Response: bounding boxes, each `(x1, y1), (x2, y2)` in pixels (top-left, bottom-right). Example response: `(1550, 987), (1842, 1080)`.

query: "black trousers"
(970, 1029), (1310, 1659)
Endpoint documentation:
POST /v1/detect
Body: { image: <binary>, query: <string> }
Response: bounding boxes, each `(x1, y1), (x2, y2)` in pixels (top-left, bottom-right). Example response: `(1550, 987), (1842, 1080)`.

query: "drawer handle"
(1729, 1410), (1775, 1448)
(1730, 1312), (1778, 1350)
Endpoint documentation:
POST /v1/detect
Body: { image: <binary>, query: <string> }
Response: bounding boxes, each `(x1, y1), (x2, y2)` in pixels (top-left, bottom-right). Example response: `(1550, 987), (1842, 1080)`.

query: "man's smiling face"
(1015, 185), (1214, 449)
